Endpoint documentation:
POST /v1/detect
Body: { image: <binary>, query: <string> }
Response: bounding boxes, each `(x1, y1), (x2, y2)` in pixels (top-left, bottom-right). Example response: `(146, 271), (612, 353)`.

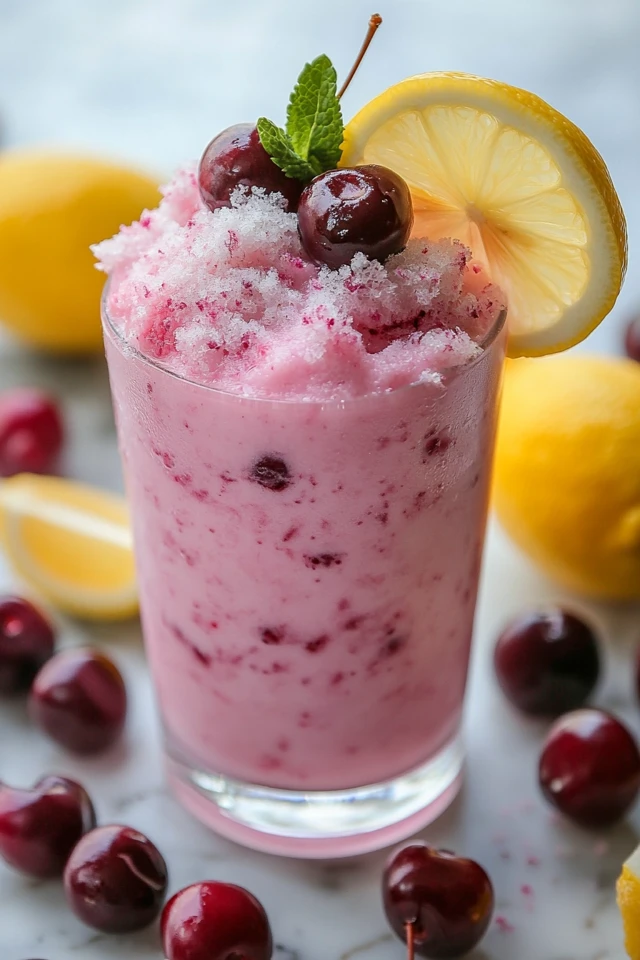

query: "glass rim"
(101, 277), (507, 407)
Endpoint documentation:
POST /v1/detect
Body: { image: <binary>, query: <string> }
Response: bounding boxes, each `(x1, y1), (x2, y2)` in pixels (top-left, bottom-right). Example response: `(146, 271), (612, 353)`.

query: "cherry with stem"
(383, 843), (495, 959)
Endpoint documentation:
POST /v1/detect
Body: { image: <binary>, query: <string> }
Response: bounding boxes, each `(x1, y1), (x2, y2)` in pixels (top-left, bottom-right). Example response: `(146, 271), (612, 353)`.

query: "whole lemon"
(0, 150), (160, 354)
(493, 355), (640, 600)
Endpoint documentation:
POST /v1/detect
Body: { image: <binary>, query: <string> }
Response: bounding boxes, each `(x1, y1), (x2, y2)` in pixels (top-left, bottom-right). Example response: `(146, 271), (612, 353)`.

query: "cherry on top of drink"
(199, 124), (305, 214)
(297, 165), (413, 268)
(197, 14), (413, 269)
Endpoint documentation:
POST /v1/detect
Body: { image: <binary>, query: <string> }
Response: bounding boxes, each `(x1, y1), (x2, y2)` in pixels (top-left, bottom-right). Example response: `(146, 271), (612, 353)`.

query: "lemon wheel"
(341, 73), (627, 357)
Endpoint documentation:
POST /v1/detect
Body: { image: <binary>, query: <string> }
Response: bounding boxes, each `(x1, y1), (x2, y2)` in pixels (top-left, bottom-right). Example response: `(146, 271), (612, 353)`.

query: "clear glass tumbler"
(103, 297), (506, 857)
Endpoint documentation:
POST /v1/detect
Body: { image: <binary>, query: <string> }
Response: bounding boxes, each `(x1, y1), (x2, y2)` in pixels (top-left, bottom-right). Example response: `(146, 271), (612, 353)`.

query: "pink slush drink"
(96, 168), (506, 856)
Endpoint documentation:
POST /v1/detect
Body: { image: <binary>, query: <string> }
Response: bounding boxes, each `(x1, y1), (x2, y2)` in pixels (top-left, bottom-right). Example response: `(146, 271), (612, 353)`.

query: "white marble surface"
(2, 1), (640, 958)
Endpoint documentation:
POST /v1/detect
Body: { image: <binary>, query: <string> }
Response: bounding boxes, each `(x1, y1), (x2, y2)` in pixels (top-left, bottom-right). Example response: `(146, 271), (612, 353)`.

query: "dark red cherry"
(0, 388), (64, 478)
(0, 775), (96, 878)
(383, 843), (494, 958)
(198, 123), (304, 213)
(63, 824), (168, 933)
(539, 708), (640, 828)
(0, 596), (55, 694)
(297, 164), (413, 269)
(161, 880), (273, 960)
(624, 315), (640, 362)
(29, 647), (127, 754)
(494, 609), (600, 716)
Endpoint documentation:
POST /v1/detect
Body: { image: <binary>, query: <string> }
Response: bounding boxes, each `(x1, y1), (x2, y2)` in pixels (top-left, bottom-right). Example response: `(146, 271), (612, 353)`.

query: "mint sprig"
(256, 119), (319, 182)
(257, 55), (344, 183)
(287, 55), (343, 171)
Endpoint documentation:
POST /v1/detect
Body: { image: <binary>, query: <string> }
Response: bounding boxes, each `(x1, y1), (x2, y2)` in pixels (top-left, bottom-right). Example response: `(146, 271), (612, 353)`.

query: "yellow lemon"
(0, 150), (160, 354)
(618, 844), (640, 958)
(341, 73), (627, 357)
(493, 355), (640, 599)
(0, 473), (136, 620)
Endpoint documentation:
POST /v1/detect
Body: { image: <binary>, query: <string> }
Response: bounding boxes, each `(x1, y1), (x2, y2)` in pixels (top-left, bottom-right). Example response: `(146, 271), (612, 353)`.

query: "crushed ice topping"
(93, 165), (505, 400)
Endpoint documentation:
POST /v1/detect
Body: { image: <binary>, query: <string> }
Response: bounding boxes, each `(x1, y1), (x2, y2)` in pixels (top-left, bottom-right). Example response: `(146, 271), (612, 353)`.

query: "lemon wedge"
(341, 73), (627, 357)
(0, 474), (137, 620)
(618, 844), (640, 958)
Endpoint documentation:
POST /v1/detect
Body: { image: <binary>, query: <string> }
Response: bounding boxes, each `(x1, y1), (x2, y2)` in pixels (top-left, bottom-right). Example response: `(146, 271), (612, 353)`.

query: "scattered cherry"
(199, 123), (304, 213)
(0, 388), (64, 478)
(29, 648), (127, 754)
(162, 881), (273, 960)
(624, 315), (640, 362)
(383, 843), (494, 959)
(493, 609), (600, 716)
(539, 708), (640, 828)
(0, 596), (56, 694)
(297, 164), (413, 269)
(0, 775), (96, 878)
(64, 824), (168, 933)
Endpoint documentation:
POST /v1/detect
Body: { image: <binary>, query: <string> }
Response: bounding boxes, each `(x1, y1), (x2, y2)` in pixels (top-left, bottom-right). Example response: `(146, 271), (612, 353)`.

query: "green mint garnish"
(287, 55), (343, 171)
(257, 54), (344, 182)
(255, 119), (319, 182)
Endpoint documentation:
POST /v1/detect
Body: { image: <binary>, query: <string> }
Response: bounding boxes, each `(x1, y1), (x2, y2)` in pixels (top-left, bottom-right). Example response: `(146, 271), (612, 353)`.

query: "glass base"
(165, 732), (464, 858)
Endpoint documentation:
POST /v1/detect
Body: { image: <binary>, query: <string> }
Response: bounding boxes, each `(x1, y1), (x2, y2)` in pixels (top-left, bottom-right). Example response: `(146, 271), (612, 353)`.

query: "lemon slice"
(0, 474), (137, 620)
(341, 73), (627, 357)
(618, 844), (640, 958)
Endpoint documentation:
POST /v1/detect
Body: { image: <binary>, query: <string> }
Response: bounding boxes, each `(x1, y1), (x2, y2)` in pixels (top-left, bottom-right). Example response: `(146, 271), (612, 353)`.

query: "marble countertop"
(2, 1), (640, 957)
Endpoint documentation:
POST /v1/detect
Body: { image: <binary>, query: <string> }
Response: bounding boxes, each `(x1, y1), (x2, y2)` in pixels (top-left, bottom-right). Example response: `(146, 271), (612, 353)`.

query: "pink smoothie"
(97, 168), (506, 795)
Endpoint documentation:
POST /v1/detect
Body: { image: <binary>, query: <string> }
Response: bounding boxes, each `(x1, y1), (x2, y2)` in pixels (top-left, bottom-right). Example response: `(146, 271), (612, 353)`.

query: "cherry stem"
(405, 922), (415, 960)
(337, 13), (383, 100)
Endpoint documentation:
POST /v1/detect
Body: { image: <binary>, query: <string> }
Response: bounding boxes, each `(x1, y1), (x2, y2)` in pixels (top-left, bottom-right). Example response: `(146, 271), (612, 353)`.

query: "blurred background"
(1, 0), (638, 353)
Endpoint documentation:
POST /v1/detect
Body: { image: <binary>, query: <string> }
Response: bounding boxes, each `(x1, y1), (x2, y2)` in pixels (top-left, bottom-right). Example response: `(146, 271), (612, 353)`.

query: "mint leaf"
(257, 54), (345, 182)
(286, 54), (343, 171)
(256, 118), (318, 181)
